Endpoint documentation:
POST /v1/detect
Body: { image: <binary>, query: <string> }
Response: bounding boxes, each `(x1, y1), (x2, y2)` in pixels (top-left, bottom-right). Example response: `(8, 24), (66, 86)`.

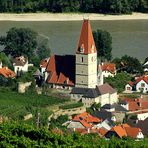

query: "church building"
(41, 19), (118, 107)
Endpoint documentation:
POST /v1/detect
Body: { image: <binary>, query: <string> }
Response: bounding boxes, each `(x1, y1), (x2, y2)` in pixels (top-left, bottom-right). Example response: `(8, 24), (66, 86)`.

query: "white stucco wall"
(102, 71), (115, 78)
(14, 62), (28, 74)
(109, 93), (118, 104)
(137, 112), (148, 121)
(125, 84), (133, 91)
(136, 80), (148, 93)
(136, 132), (144, 139)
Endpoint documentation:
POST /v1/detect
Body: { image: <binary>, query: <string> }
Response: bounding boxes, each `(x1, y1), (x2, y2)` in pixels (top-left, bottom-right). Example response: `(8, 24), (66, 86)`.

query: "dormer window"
(91, 44), (94, 53)
(79, 44), (84, 53)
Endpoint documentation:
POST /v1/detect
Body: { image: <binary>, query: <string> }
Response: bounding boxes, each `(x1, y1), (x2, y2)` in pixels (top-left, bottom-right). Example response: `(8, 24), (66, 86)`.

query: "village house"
(127, 118), (148, 136)
(120, 98), (148, 112)
(100, 63), (116, 78)
(66, 112), (101, 131)
(71, 83), (118, 107)
(125, 75), (148, 93)
(105, 124), (144, 139)
(0, 61), (16, 78)
(12, 56), (33, 76)
(40, 19), (118, 107)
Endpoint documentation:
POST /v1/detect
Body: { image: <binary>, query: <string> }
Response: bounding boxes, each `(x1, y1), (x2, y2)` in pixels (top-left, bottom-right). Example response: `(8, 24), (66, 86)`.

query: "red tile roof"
(98, 127), (108, 137)
(128, 81), (134, 87)
(123, 98), (148, 111)
(135, 75), (148, 84)
(110, 124), (142, 138)
(73, 112), (101, 123)
(46, 55), (75, 86)
(73, 112), (101, 128)
(101, 63), (116, 74)
(76, 19), (96, 54)
(124, 127), (141, 138)
(0, 67), (16, 78)
(110, 126), (127, 138)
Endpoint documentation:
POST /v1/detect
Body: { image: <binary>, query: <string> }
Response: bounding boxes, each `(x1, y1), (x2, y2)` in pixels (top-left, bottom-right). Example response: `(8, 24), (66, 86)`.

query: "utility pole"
(36, 112), (41, 128)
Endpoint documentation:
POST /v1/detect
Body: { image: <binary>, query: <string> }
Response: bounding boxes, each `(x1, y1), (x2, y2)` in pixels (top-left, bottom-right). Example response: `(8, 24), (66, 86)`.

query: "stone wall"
(18, 82), (32, 93)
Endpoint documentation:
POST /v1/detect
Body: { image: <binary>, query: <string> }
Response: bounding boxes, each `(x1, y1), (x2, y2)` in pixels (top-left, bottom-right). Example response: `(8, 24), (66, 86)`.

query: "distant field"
(0, 89), (68, 120)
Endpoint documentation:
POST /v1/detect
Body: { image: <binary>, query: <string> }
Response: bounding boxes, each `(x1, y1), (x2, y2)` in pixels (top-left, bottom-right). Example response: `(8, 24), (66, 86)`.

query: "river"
(0, 20), (148, 61)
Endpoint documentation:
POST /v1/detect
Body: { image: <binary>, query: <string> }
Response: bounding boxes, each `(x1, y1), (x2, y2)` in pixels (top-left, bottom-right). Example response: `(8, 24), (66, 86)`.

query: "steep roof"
(110, 126), (127, 138)
(0, 67), (16, 78)
(76, 19), (96, 54)
(96, 83), (116, 95)
(127, 118), (148, 136)
(12, 56), (27, 66)
(101, 63), (116, 74)
(124, 127), (141, 138)
(46, 55), (75, 86)
(73, 112), (101, 124)
(135, 75), (148, 84)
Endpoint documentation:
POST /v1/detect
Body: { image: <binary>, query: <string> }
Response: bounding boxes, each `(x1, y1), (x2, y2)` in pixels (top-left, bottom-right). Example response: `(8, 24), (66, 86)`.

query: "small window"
(141, 83), (145, 87)
(82, 57), (83, 62)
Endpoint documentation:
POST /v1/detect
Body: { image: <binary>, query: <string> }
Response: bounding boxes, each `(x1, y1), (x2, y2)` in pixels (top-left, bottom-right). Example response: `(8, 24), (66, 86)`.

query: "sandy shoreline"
(0, 13), (148, 21)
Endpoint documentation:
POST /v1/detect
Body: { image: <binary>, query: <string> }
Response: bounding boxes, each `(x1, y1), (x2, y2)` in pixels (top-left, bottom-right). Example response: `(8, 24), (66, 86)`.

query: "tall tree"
(0, 27), (37, 60)
(93, 29), (112, 61)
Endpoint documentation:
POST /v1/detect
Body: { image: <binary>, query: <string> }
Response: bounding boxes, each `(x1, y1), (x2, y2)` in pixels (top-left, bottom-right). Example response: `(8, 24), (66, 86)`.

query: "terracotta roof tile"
(73, 112), (101, 129)
(101, 63), (116, 74)
(76, 19), (96, 54)
(0, 67), (16, 78)
(111, 126), (127, 138)
(124, 127), (141, 138)
(98, 127), (108, 136)
(135, 75), (148, 84)
(123, 98), (148, 111)
(46, 55), (75, 86)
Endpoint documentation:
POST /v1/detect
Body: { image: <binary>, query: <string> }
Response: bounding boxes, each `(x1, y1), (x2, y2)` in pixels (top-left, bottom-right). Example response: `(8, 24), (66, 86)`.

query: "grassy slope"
(0, 89), (68, 120)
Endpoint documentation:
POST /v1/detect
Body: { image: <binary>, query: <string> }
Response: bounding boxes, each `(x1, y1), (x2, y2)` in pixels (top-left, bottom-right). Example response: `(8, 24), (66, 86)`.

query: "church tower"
(75, 19), (98, 88)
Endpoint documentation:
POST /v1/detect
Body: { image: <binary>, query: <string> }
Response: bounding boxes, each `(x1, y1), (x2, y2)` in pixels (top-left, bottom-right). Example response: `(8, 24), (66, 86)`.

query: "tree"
(0, 52), (11, 67)
(105, 72), (132, 92)
(37, 39), (51, 61)
(0, 27), (37, 60)
(93, 29), (112, 61)
(112, 55), (143, 75)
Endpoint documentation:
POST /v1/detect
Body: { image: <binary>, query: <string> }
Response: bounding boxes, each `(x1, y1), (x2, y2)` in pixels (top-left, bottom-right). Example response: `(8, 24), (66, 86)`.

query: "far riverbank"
(0, 13), (148, 21)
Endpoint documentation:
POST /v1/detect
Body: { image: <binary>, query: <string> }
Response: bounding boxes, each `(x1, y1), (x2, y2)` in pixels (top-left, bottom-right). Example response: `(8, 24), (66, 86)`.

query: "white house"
(100, 63), (116, 78)
(12, 56), (28, 75)
(125, 81), (134, 93)
(125, 75), (148, 93)
(136, 112), (148, 121)
(136, 76), (148, 93)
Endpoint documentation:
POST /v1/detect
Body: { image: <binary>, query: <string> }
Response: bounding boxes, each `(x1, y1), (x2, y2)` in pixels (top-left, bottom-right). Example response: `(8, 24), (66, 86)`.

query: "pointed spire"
(76, 19), (97, 54)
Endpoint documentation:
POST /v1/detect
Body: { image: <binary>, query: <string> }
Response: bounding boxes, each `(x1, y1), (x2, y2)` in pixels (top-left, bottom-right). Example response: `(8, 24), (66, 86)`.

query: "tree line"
(0, 122), (148, 147)
(0, 0), (148, 14)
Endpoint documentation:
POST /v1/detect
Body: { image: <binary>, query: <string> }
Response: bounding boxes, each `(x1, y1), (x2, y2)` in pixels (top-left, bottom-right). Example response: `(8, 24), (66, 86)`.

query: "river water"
(0, 20), (148, 60)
